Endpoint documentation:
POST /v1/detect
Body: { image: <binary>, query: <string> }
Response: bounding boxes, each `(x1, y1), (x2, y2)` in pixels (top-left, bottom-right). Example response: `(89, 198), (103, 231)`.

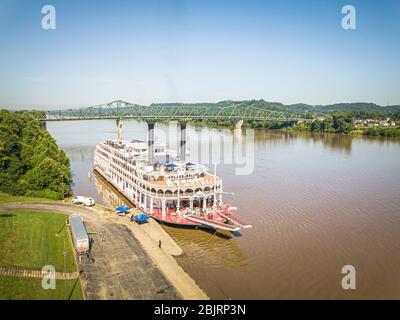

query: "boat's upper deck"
(96, 139), (221, 188)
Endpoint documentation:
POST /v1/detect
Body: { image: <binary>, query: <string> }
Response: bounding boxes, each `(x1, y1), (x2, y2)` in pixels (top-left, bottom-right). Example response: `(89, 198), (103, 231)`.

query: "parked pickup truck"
(72, 196), (95, 207)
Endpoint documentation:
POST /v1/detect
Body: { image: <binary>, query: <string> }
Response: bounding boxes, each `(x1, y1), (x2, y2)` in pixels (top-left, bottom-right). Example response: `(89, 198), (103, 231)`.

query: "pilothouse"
(93, 120), (251, 231)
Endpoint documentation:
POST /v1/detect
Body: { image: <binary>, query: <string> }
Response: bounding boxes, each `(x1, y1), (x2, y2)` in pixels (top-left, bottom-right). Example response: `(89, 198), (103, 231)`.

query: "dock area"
(94, 204), (183, 256)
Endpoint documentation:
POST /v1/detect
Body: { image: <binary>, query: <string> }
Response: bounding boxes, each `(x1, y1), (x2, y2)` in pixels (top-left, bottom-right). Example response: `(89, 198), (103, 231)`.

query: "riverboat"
(93, 121), (251, 231)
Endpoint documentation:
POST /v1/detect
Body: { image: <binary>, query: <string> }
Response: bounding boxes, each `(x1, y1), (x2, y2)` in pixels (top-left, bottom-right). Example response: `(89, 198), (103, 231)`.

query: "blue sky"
(0, 0), (399, 109)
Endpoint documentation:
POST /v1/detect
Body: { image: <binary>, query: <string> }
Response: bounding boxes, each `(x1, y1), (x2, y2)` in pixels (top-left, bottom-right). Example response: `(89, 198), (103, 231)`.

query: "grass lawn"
(0, 192), (57, 205)
(0, 210), (77, 272)
(0, 276), (83, 300)
(0, 210), (84, 300)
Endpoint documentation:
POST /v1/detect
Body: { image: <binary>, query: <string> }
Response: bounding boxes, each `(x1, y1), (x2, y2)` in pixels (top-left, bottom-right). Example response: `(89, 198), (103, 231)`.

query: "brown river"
(47, 119), (400, 299)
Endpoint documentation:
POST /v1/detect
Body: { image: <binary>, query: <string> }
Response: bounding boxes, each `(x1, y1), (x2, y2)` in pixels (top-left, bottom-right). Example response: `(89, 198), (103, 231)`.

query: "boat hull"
(150, 215), (215, 230)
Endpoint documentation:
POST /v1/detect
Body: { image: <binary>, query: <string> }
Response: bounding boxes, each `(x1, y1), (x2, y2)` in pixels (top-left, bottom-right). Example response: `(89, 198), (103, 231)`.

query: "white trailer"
(72, 196), (95, 207)
(69, 214), (90, 254)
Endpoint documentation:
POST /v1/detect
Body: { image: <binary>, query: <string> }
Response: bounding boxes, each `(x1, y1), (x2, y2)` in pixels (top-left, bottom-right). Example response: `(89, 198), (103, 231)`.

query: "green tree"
(0, 110), (72, 199)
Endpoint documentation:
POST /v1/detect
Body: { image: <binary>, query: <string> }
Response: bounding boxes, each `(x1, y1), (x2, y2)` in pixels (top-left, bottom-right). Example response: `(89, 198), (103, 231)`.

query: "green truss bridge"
(43, 100), (306, 124)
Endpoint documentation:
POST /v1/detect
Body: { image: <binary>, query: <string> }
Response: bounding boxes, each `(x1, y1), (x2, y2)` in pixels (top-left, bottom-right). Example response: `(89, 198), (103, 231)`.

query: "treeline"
(308, 103), (400, 115)
(190, 112), (400, 137)
(360, 126), (400, 137)
(352, 111), (400, 121)
(188, 119), (237, 129)
(288, 112), (400, 137)
(0, 110), (72, 199)
(292, 112), (355, 134)
(239, 112), (354, 133)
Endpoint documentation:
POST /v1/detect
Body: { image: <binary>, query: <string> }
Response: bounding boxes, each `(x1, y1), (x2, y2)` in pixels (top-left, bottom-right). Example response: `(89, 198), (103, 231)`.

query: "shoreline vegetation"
(187, 112), (400, 138)
(0, 110), (72, 200)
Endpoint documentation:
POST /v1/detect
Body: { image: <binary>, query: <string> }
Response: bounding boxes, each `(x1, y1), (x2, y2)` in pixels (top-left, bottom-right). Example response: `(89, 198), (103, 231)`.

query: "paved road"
(0, 202), (179, 300)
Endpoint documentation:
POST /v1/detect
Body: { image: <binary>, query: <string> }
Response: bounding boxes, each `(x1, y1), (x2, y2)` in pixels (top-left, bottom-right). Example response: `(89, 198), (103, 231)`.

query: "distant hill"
(151, 100), (400, 115)
(290, 103), (400, 114)
(152, 99), (285, 109)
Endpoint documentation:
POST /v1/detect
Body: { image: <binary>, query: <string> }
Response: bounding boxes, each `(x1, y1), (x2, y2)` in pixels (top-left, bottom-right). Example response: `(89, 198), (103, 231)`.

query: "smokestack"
(147, 121), (155, 164)
(117, 119), (122, 141)
(180, 122), (187, 161)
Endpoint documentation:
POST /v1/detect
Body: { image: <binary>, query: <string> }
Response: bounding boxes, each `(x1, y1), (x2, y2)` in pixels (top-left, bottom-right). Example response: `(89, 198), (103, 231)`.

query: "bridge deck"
(41, 100), (307, 122)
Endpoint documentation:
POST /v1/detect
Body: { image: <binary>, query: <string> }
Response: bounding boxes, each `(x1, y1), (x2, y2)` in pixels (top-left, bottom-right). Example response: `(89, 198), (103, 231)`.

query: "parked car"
(72, 196), (95, 207)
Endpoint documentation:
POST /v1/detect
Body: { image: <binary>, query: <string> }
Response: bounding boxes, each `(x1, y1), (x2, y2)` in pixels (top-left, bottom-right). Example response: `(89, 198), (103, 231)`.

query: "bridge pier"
(117, 119), (123, 141)
(234, 119), (243, 129)
(179, 122), (187, 161)
(147, 121), (155, 164)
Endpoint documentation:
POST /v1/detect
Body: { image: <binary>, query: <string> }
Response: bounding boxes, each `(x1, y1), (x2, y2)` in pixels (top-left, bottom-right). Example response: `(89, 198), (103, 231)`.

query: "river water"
(47, 119), (400, 299)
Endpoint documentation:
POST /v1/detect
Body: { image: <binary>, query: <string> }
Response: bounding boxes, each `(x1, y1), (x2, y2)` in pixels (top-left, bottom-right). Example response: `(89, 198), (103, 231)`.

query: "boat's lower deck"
(94, 166), (250, 231)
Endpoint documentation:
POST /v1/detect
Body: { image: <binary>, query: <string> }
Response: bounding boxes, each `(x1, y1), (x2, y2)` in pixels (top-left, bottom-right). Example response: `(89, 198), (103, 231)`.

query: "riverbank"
(93, 203), (183, 257)
(0, 200), (208, 300)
